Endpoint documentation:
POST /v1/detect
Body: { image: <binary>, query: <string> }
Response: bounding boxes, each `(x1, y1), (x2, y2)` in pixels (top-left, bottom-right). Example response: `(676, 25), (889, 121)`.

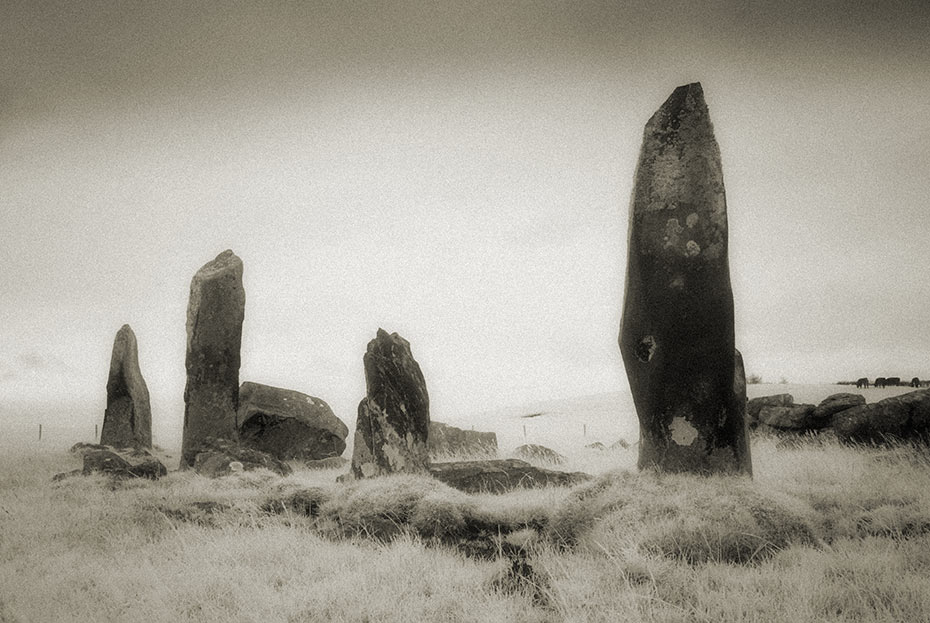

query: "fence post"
(95, 424), (99, 441)
(38, 424), (42, 441)
(523, 424), (526, 441)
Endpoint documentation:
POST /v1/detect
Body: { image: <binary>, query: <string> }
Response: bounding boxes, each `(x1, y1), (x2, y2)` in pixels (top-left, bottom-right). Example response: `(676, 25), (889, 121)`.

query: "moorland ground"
(3, 409), (930, 623)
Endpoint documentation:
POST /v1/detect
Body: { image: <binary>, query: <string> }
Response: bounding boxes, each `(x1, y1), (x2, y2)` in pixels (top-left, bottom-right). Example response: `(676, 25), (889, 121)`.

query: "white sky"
(2, 1), (929, 440)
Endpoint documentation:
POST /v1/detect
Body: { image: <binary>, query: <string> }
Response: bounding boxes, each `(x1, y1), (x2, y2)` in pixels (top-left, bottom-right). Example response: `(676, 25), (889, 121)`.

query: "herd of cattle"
(853, 377), (926, 388)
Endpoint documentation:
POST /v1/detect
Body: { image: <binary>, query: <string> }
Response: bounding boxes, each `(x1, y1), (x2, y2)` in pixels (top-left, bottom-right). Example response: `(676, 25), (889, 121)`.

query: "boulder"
(429, 421), (498, 457)
(811, 393), (866, 422)
(237, 382), (348, 461)
(100, 325), (152, 448)
(757, 404), (817, 430)
(429, 459), (590, 494)
(191, 437), (292, 477)
(351, 329), (430, 479)
(80, 449), (167, 480)
(618, 83), (750, 475)
(746, 394), (794, 426)
(832, 389), (930, 444)
(181, 250), (245, 468)
(512, 444), (565, 465)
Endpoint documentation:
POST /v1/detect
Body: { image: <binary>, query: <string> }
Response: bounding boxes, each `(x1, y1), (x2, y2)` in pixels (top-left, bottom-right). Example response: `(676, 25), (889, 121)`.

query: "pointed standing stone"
(180, 250), (245, 467)
(351, 329), (430, 478)
(618, 83), (751, 475)
(100, 325), (152, 448)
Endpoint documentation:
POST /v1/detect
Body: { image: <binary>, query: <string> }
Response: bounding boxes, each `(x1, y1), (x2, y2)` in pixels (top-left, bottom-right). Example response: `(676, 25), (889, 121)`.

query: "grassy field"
(2, 429), (930, 623)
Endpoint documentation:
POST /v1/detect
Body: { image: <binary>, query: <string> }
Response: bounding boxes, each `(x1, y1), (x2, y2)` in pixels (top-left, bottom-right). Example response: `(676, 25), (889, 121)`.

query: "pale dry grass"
(2, 437), (930, 623)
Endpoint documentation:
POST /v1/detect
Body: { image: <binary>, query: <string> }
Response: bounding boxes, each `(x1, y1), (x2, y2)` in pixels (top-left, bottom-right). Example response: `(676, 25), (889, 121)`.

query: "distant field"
(1, 384), (922, 457)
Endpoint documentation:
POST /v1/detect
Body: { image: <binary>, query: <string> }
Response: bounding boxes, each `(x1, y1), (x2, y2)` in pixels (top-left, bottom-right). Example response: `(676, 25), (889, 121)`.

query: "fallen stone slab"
(429, 459), (590, 494)
(429, 421), (498, 457)
(237, 381), (348, 461)
(811, 393), (866, 422)
(833, 389), (930, 444)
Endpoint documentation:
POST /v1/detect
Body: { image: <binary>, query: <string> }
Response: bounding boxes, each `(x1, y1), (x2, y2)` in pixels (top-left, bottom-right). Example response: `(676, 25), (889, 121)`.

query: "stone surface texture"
(191, 437), (292, 477)
(747, 394), (794, 426)
(351, 329), (430, 478)
(758, 404), (817, 430)
(100, 325), (152, 448)
(237, 381), (348, 461)
(429, 459), (590, 494)
(181, 250), (245, 467)
(429, 421), (498, 457)
(832, 389), (930, 444)
(618, 83), (751, 474)
(80, 448), (167, 480)
(811, 393), (866, 422)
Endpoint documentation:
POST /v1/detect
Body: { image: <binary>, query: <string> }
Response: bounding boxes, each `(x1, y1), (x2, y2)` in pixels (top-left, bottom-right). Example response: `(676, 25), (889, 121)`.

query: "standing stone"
(351, 329), (430, 478)
(180, 250), (245, 468)
(100, 325), (152, 448)
(618, 83), (751, 475)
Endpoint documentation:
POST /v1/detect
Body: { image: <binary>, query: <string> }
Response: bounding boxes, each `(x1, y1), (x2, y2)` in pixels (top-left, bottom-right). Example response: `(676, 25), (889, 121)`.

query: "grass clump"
(548, 470), (817, 564)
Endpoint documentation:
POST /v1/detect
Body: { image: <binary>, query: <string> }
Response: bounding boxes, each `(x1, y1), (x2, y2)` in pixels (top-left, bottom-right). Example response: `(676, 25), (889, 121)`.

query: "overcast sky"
(2, 1), (929, 440)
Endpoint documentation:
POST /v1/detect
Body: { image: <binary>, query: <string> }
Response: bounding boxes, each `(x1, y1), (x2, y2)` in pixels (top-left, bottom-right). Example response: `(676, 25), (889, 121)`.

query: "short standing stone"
(618, 83), (751, 475)
(100, 325), (152, 448)
(181, 250), (245, 468)
(237, 382), (349, 461)
(351, 329), (430, 478)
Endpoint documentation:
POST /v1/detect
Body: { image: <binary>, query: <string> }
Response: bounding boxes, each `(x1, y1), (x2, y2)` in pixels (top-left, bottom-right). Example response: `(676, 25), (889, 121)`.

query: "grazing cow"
(856, 377), (870, 388)
(912, 377), (921, 388)
(874, 377), (886, 388)
(886, 377), (901, 387)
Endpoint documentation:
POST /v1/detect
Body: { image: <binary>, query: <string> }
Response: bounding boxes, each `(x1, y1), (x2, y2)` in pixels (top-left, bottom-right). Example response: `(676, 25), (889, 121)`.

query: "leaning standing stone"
(180, 250), (245, 468)
(618, 83), (751, 475)
(100, 324), (152, 448)
(351, 329), (430, 478)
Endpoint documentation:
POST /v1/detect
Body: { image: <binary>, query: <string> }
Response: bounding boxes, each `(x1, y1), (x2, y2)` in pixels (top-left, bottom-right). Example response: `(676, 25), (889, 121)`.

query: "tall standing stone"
(181, 250), (245, 468)
(351, 329), (430, 478)
(100, 324), (152, 448)
(618, 83), (751, 475)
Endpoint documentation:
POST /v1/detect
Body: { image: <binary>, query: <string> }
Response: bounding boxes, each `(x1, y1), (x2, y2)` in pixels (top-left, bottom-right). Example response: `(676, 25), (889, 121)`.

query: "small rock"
(81, 449), (167, 480)
(584, 442), (606, 451)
